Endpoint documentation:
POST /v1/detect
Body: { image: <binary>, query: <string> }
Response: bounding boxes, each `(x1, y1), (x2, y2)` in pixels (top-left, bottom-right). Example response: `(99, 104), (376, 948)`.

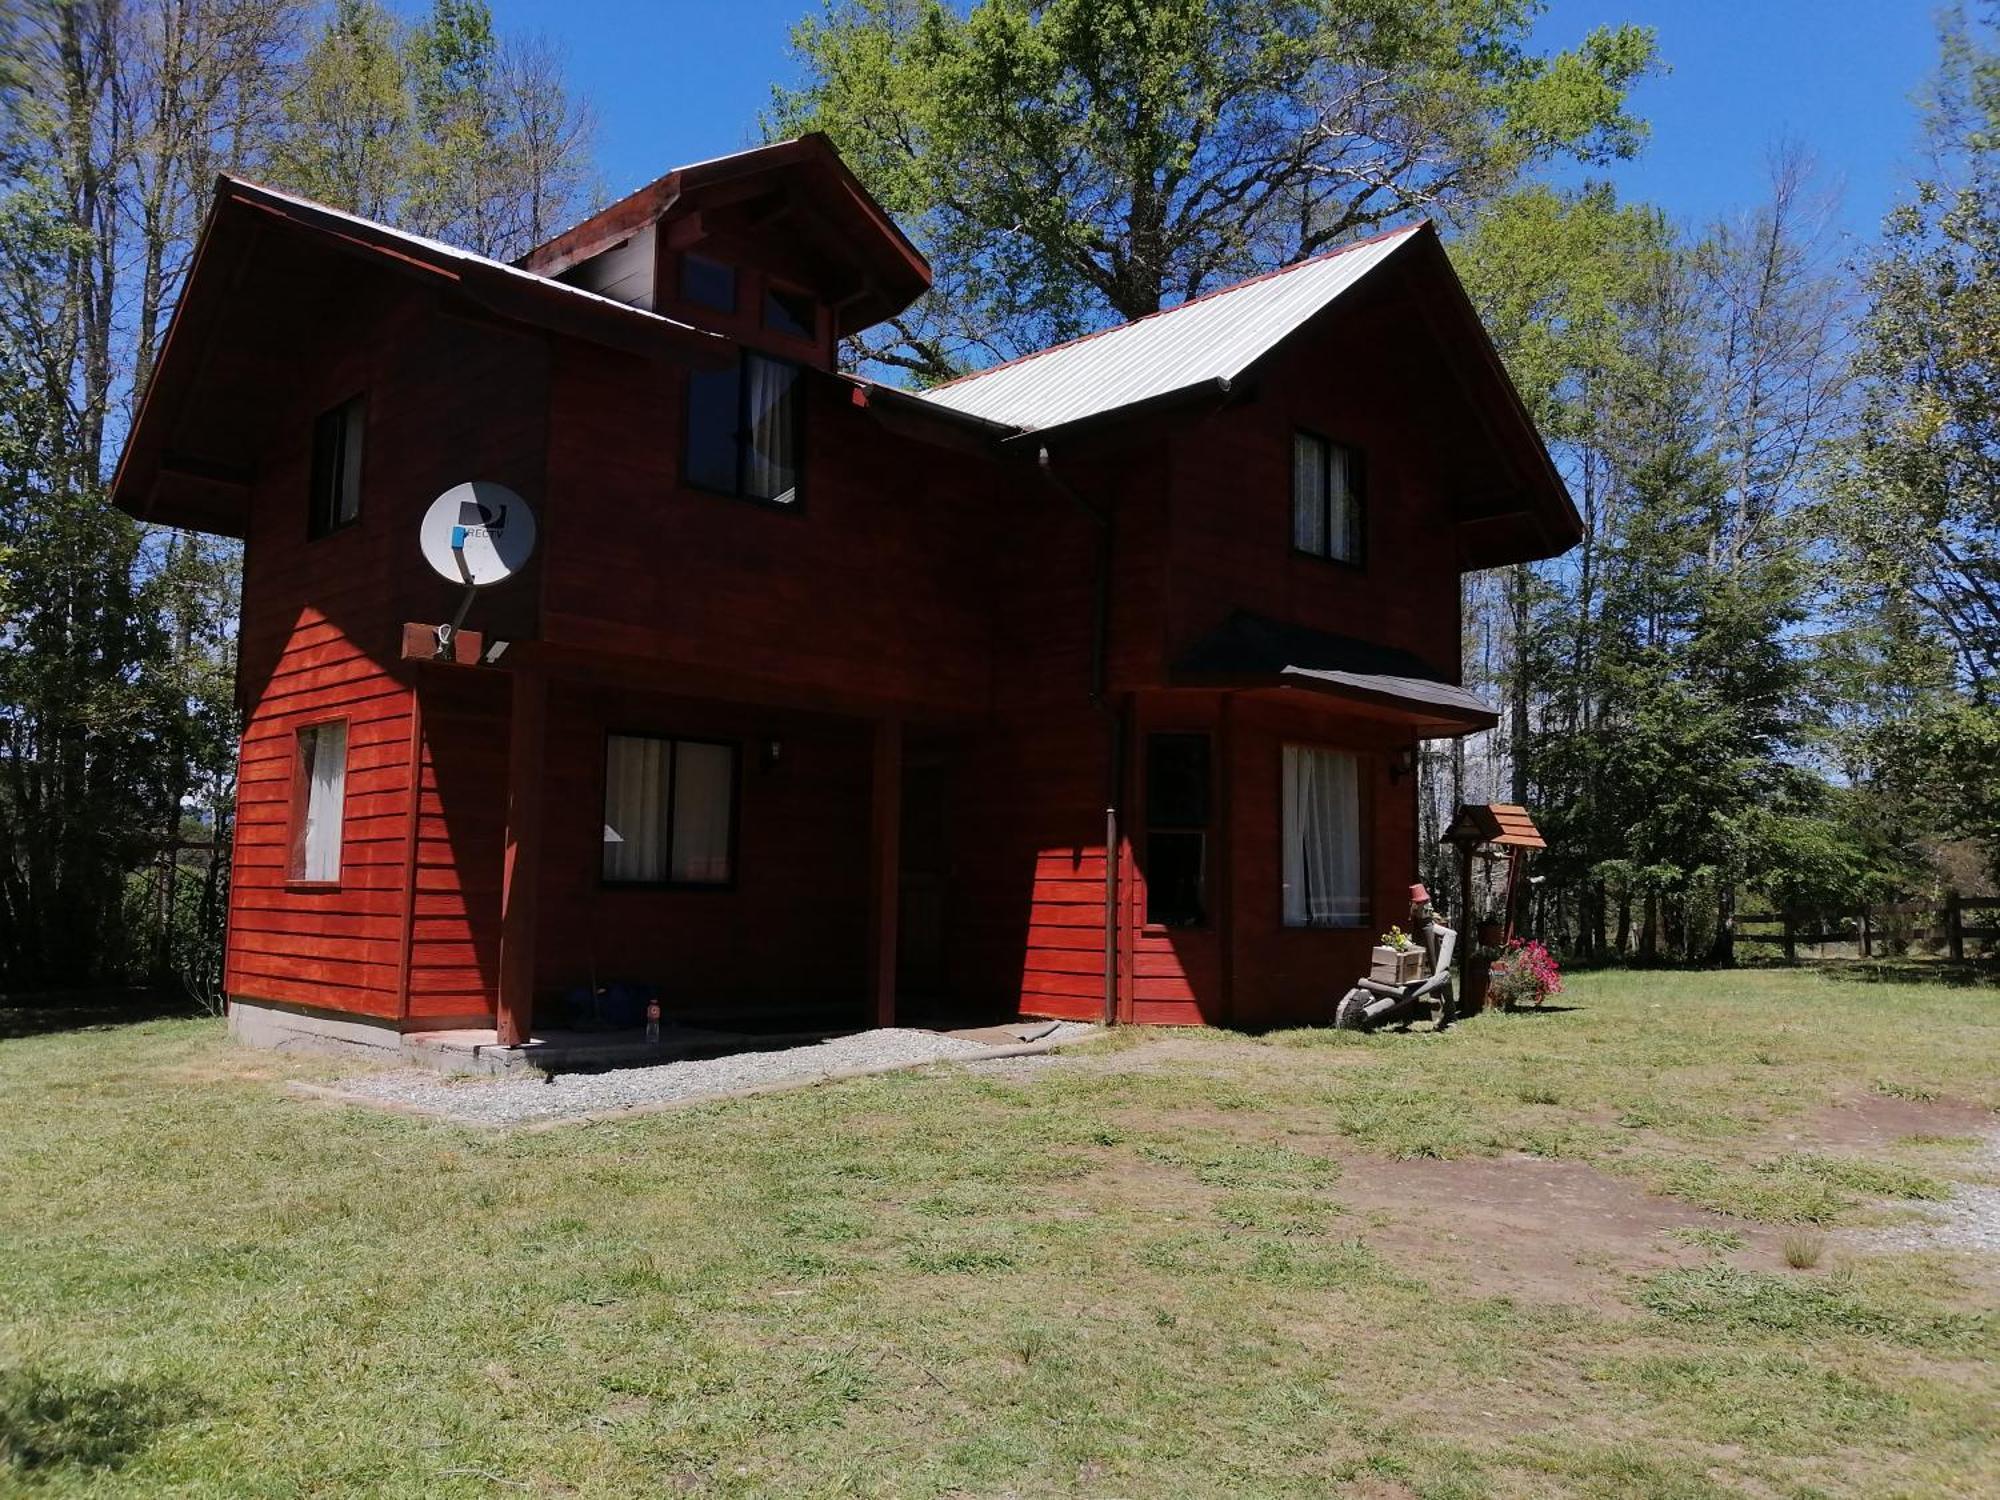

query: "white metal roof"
(915, 224), (1424, 433)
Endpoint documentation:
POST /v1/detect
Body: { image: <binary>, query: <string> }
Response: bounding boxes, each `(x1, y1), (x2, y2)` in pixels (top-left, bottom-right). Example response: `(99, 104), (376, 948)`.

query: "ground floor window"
(602, 734), (737, 886)
(1145, 732), (1211, 926)
(289, 719), (348, 883)
(1281, 743), (1365, 927)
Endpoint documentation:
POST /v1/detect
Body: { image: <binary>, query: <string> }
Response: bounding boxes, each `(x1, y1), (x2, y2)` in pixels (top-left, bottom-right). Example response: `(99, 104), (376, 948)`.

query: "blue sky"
(485, 0), (1942, 247)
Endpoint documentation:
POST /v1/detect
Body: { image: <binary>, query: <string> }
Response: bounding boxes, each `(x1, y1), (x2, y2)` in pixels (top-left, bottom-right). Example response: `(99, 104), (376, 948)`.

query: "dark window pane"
(741, 354), (799, 504)
(680, 254), (736, 312)
(1146, 831), (1206, 926)
(686, 366), (740, 493)
(1146, 733), (1211, 829)
(763, 285), (816, 339)
(309, 398), (362, 538)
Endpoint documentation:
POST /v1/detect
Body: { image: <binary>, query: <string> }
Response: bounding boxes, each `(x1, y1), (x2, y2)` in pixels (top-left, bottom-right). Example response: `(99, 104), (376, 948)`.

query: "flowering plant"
(1379, 925), (1418, 953)
(1489, 938), (1562, 1007)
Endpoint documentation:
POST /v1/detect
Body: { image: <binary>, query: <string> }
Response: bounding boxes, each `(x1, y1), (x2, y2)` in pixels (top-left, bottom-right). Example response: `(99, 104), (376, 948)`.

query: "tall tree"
(772, 0), (1657, 379)
(1825, 2), (2000, 881)
(0, 0), (600, 993)
(274, 0), (595, 260)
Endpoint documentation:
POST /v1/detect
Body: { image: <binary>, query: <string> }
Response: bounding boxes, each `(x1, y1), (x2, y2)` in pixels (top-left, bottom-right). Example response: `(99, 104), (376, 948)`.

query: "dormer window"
(763, 284), (816, 341)
(686, 352), (801, 507)
(680, 253), (736, 313)
(1292, 431), (1362, 564)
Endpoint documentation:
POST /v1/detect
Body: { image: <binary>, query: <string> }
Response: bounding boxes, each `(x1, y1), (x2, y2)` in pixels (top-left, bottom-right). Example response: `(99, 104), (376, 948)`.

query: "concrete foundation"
(228, 997), (409, 1061)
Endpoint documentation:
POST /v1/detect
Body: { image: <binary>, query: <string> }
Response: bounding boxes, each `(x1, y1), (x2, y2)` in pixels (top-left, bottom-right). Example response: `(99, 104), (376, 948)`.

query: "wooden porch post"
(868, 717), (902, 1028)
(496, 670), (547, 1047)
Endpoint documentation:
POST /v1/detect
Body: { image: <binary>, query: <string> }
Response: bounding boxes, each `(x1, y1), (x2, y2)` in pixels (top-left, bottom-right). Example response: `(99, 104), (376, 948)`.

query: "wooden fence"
(1735, 895), (2000, 962)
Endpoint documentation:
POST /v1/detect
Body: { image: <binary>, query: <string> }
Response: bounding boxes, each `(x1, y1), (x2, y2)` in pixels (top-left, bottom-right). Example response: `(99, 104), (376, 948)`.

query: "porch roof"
(1170, 610), (1497, 735)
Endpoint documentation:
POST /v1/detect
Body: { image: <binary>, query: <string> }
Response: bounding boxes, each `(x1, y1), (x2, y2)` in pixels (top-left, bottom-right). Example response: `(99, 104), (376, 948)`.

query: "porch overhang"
(1171, 609), (1497, 736)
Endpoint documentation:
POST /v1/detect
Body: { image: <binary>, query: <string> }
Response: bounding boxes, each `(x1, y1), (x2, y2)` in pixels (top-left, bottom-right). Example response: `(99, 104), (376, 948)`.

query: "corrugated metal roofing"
(915, 224), (1425, 433)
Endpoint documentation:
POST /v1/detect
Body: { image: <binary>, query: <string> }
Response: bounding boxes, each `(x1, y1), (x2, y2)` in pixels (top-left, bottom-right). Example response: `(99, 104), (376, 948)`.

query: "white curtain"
(337, 400), (364, 526)
(300, 721), (347, 882)
(743, 355), (798, 504)
(1292, 432), (1325, 554)
(1281, 744), (1363, 927)
(670, 741), (734, 883)
(603, 734), (670, 882)
(1324, 441), (1352, 561)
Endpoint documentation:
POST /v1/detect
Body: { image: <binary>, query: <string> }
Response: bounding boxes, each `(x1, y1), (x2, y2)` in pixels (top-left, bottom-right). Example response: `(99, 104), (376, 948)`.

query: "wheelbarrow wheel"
(1335, 990), (1370, 1031)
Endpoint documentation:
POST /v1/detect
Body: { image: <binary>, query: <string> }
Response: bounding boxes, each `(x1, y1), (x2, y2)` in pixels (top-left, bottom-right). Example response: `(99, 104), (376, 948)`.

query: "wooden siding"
(1162, 275), (1468, 680)
(533, 684), (873, 1022)
(226, 282), (549, 1026)
(538, 341), (996, 722)
(212, 229), (1499, 1035)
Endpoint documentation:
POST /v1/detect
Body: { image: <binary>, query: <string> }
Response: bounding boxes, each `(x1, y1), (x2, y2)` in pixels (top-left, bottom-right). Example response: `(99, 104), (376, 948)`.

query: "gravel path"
(314, 1025), (1096, 1127)
(1858, 1127), (2000, 1257)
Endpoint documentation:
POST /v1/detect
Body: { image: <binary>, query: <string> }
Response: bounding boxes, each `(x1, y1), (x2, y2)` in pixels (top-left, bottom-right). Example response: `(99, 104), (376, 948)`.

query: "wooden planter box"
(1370, 946), (1424, 985)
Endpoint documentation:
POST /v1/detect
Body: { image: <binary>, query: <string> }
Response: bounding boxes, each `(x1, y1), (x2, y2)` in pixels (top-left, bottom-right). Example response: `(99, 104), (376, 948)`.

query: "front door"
(898, 758), (950, 1000)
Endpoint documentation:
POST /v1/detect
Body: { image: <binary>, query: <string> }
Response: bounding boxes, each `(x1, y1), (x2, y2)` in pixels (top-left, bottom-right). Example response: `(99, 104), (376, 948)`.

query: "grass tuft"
(1783, 1232), (1826, 1269)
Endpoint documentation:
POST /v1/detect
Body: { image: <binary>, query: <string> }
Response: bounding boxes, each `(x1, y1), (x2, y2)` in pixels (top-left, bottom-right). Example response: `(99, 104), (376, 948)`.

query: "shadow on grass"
(0, 1365), (197, 1477)
(0, 988), (207, 1042)
(1806, 959), (2000, 990)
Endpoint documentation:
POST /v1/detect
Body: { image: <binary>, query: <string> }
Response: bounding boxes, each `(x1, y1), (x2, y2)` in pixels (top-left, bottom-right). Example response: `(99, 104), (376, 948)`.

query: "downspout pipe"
(1035, 446), (1122, 1027)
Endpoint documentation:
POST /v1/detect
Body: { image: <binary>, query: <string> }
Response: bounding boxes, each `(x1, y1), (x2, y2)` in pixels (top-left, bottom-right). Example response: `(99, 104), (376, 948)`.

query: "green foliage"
(774, 0), (1656, 377)
(272, 0), (593, 258)
(1818, 5), (2000, 883)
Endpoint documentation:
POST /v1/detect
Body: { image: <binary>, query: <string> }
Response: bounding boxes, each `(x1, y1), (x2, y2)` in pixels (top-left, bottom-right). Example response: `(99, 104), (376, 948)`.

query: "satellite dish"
(420, 481), (536, 587)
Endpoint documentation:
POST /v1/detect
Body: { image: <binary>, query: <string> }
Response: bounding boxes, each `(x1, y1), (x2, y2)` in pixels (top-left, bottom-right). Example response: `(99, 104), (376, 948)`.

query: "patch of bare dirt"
(1332, 1151), (1784, 1310)
(1794, 1092), (1996, 1151)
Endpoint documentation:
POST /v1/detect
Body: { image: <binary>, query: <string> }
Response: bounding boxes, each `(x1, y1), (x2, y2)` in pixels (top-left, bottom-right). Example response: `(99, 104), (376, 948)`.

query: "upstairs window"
(1292, 431), (1361, 564)
(763, 283), (817, 341)
(289, 720), (348, 884)
(602, 734), (737, 886)
(1146, 733), (1212, 927)
(679, 253), (736, 313)
(309, 396), (365, 538)
(686, 352), (801, 506)
(1280, 744), (1366, 928)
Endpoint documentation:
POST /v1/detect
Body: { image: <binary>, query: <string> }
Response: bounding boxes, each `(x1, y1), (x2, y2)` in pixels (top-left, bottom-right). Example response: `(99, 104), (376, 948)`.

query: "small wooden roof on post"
(1442, 803), (1547, 851)
(1442, 803), (1546, 947)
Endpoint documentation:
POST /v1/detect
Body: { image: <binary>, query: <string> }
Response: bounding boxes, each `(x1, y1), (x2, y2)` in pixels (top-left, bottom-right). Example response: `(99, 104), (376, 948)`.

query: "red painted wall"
(227, 284), (547, 1025)
(223, 253), (1480, 1033)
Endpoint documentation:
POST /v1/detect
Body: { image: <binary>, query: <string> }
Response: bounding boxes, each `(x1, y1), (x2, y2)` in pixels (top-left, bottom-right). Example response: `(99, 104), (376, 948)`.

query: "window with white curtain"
(685, 352), (800, 506)
(1292, 431), (1361, 563)
(291, 720), (348, 883)
(1280, 744), (1366, 928)
(602, 734), (737, 885)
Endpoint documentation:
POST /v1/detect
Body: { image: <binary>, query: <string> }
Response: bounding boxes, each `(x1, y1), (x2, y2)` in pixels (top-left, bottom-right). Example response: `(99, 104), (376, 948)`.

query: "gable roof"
(915, 225), (1423, 432)
(112, 176), (728, 535)
(515, 134), (932, 339)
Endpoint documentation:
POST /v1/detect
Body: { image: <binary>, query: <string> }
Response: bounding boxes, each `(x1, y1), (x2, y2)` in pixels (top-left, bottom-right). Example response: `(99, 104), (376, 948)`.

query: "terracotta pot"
(1477, 921), (1505, 947)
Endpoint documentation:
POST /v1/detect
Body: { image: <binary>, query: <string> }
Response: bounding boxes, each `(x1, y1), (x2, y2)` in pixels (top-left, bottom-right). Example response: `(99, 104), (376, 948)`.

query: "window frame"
(286, 716), (350, 889)
(307, 394), (367, 540)
(677, 251), (738, 314)
(598, 730), (743, 891)
(760, 278), (820, 345)
(1290, 427), (1365, 568)
(681, 350), (806, 512)
(1143, 731), (1213, 930)
(1278, 741), (1371, 931)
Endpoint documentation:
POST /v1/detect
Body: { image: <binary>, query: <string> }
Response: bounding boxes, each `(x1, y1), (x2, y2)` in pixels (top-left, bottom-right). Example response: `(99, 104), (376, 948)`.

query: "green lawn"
(2, 967), (1997, 1497)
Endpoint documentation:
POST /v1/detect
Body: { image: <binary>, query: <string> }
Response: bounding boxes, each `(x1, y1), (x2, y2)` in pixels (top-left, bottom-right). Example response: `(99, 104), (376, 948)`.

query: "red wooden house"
(113, 135), (1576, 1054)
